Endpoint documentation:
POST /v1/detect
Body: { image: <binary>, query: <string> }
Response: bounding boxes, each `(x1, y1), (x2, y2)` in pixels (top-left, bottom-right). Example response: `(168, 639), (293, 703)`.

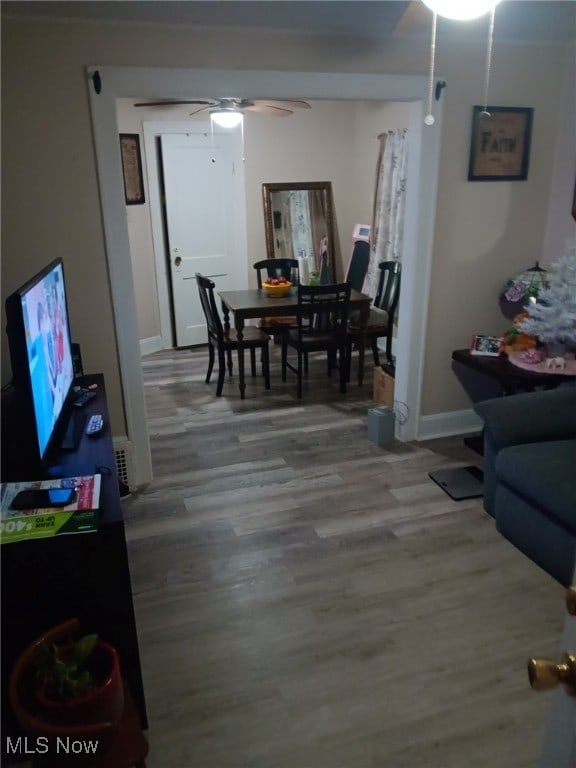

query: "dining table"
(218, 286), (372, 398)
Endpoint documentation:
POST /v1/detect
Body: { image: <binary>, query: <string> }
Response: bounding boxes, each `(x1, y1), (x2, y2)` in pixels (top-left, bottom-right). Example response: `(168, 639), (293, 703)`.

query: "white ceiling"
(2, 0), (575, 44)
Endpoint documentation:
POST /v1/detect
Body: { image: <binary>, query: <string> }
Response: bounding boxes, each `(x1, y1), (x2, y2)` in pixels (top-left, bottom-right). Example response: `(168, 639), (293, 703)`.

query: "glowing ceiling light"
(210, 108), (243, 129)
(422, 0), (500, 21)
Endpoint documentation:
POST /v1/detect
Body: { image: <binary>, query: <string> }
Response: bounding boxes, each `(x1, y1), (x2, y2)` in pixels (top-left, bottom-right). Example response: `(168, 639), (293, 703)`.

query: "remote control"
(86, 413), (104, 436)
(73, 389), (96, 408)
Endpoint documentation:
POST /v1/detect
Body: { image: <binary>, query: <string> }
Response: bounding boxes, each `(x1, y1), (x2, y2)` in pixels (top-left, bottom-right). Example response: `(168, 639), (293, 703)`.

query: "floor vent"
(113, 437), (135, 490)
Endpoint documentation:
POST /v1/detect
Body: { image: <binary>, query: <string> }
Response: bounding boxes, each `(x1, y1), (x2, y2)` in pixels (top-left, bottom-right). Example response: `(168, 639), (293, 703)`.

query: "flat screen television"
(5, 258), (78, 468)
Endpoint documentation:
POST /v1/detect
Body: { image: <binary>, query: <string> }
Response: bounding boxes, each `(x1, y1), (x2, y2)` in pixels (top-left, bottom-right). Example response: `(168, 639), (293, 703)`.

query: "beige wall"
(116, 100), (161, 344)
(2, 15), (574, 434)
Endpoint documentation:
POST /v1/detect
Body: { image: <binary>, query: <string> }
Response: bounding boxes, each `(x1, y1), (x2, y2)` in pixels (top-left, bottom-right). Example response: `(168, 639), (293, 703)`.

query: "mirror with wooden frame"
(262, 181), (337, 283)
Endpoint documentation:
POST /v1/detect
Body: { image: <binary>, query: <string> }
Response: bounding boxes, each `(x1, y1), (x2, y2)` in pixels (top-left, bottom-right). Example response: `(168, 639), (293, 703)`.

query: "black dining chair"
(253, 258), (300, 339)
(253, 258), (299, 288)
(195, 273), (271, 396)
(281, 282), (351, 399)
(344, 240), (370, 293)
(346, 260), (401, 379)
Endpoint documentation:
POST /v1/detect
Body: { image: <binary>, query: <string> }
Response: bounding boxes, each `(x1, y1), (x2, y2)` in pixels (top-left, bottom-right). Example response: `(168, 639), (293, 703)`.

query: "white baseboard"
(140, 336), (164, 357)
(417, 408), (483, 441)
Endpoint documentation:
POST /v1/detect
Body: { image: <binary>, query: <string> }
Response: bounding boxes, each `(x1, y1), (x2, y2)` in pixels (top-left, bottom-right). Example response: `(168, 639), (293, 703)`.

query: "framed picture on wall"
(119, 133), (145, 204)
(468, 106), (533, 182)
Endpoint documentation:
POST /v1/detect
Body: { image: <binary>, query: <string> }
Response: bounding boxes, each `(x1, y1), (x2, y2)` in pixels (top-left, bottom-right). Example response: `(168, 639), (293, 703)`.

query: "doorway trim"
(87, 66), (444, 486)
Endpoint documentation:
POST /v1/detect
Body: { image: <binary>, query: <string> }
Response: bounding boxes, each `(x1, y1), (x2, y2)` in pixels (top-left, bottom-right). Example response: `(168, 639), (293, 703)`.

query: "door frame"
(87, 66), (444, 486)
(143, 121), (248, 350)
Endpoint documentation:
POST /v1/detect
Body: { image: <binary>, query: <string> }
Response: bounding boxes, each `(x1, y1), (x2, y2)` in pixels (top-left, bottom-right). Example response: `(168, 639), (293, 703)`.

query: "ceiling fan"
(133, 97), (311, 120)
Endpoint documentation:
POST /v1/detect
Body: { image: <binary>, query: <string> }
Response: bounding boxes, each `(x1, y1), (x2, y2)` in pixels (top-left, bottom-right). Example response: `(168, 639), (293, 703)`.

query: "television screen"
(6, 259), (75, 461)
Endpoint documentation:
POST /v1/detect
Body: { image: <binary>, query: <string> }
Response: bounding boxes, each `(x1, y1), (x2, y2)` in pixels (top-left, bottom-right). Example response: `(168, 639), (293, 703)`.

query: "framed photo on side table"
(119, 133), (145, 205)
(468, 106), (533, 182)
(470, 334), (503, 357)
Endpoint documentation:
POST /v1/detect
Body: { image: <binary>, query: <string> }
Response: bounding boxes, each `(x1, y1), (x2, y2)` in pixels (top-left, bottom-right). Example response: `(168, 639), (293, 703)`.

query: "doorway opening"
(89, 67), (443, 486)
(134, 103), (409, 357)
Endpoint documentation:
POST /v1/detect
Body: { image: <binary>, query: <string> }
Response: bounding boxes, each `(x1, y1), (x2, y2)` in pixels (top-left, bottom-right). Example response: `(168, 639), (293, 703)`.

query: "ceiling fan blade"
(134, 99), (214, 108)
(252, 99), (311, 111)
(134, 97), (310, 116)
(188, 105), (212, 117)
(244, 103), (294, 117)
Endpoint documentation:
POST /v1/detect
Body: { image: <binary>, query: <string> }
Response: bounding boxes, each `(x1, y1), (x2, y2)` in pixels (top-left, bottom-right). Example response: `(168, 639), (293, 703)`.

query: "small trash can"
(367, 406), (396, 448)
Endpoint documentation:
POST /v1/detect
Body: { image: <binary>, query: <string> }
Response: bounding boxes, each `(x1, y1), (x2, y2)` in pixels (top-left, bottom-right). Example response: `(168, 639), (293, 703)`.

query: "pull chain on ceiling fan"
(422, 0), (500, 126)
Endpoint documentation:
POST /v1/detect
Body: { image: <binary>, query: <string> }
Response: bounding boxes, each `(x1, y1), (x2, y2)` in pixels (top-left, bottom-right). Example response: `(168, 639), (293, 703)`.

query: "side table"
(452, 348), (576, 397)
(452, 348), (576, 455)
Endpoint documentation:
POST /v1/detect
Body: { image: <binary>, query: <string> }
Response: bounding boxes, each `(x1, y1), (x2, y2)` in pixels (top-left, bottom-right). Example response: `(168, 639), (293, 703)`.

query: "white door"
(161, 131), (246, 347)
(538, 576), (576, 767)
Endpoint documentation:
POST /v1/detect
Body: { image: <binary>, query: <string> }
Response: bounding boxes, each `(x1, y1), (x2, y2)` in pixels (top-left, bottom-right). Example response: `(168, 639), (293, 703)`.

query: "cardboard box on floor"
(373, 366), (395, 407)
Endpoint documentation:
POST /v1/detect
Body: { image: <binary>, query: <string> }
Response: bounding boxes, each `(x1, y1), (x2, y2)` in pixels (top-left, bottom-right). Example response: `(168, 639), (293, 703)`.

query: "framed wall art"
(119, 133), (145, 204)
(468, 106), (533, 182)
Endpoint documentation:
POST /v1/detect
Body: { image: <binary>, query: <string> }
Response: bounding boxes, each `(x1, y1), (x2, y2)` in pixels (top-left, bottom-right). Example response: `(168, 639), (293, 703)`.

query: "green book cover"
(0, 508), (98, 543)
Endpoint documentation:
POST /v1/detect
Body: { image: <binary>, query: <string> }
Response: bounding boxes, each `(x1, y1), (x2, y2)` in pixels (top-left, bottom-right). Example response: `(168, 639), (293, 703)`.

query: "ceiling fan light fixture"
(422, 0), (500, 20)
(210, 108), (243, 129)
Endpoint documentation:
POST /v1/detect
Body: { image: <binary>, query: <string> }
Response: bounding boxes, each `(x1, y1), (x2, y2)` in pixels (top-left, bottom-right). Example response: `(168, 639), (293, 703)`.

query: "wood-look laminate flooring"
(123, 346), (563, 767)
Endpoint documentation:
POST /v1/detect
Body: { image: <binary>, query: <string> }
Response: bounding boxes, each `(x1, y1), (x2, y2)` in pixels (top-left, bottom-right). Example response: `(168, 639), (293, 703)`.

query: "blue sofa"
(474, 387), (576, 586)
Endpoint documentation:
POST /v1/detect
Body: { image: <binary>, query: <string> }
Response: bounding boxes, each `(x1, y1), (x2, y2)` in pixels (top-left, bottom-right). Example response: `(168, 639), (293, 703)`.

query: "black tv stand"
(60, 406), (87, 450)
(1, 374), (147, 761)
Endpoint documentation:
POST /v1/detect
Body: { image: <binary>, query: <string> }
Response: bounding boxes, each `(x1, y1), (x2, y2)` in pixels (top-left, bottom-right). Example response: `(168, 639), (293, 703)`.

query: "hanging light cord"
(481, 7), (496, 117)
(425, 11), (437, 126)
(425, 11), (437, 125)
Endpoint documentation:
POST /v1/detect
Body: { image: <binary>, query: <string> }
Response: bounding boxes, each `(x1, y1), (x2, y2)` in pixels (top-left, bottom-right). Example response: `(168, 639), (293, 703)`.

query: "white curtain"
(365, 129), (408, 298)
(289, 190), (314, 260)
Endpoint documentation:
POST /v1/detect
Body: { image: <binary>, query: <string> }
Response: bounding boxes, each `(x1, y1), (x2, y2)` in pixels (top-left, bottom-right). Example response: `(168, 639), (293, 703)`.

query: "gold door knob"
(528, 653), (576, 695)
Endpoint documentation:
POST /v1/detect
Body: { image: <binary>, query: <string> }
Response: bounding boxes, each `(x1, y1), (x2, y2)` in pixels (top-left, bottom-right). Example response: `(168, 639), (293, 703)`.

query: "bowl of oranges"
(262, 277), (292, 298)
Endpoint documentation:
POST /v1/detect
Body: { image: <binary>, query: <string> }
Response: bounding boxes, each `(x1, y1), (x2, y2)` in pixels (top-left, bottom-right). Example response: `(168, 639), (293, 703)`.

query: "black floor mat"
(428, 465), (484, 501)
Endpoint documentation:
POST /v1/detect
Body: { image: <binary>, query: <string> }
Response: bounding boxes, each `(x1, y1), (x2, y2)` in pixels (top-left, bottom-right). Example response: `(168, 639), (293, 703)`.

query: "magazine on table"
(0, 475), (101, 543)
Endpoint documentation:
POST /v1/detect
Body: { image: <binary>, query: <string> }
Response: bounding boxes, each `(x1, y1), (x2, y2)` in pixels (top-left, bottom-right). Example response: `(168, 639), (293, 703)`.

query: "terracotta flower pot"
(9, 619), (124, 743)
(35, 640), (124, 727)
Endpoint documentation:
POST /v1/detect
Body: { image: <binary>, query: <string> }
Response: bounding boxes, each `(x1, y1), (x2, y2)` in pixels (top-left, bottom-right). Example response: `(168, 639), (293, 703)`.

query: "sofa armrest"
(474, 387), (576, 517)
(474, 387), (576, 451)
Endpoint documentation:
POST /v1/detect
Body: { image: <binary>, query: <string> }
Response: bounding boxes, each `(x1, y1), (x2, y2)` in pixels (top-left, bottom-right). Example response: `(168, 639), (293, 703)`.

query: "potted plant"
(9, 618), (124, 742)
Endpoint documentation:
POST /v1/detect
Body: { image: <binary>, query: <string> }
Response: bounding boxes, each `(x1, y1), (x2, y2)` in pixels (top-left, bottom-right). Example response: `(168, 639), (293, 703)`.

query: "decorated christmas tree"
(518, 244), (576, 347)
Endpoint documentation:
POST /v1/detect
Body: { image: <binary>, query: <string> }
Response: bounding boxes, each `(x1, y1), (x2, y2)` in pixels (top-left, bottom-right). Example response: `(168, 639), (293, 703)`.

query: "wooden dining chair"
(195, 273), (271, 396)
(344, 240), (370, 293)
(253, 258), (299, 288)
(281, 282), (351, 398)
(253, 258), (300, 340)
(346, 260), (401, 379)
